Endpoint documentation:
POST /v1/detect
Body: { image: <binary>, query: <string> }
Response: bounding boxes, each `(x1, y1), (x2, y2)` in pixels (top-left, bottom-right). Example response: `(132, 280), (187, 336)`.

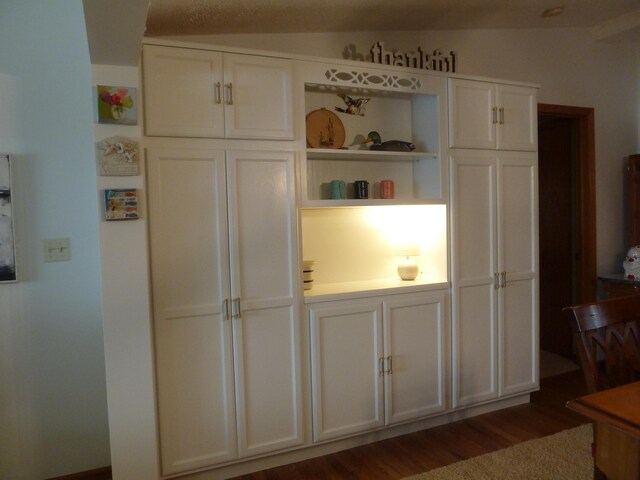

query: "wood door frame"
(538, 103), (597, 303)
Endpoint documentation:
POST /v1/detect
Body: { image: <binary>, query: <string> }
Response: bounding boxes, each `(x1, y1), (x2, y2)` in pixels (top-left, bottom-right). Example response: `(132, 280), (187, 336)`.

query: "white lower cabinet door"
(383, 292), (447, 425)
(309, 301), (384, 442)
(147, 148), (237, 475)
(147, 147), (302, 475)
(227, 150), (304, 457)
(497, 155), (538, 395)
(450, 152), (499, 408)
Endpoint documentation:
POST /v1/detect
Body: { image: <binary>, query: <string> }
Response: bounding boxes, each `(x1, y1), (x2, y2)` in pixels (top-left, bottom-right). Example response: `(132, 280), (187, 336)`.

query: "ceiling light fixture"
(541, 6), (565, 18)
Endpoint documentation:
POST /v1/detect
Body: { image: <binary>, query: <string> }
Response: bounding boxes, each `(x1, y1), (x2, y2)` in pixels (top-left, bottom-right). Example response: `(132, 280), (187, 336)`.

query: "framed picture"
(104, 189), (139, 221)
(95, 85), (137, 125)
(0, 153), (17, 282)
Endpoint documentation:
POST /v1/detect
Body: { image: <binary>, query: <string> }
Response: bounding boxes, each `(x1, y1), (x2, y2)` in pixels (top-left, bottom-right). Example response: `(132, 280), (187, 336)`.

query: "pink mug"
(380, 179), (394, 199)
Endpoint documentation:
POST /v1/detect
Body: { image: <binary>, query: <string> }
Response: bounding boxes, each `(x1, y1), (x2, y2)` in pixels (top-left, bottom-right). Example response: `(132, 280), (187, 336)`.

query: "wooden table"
(567, 381), (640, 479)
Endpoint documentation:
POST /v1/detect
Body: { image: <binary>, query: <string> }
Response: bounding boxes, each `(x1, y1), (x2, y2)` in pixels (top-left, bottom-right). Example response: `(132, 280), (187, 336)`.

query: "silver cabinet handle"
(499, 107), (505, 124)
(378, 357), (385, 376)
(501, 271), (507, 288)
(225, 83), (233, 105)
(231, 297), (241, 319)
(223, 298), (230, 320)
(494, 272), (500, 289)
(214, 81), (222, 104)
(492, 106), (498, 124)
(386, 355), (393, 375)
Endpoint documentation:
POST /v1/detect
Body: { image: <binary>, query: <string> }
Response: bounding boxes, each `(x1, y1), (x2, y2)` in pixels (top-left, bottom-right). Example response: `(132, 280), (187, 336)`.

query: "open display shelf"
(302, 77), (446, 206)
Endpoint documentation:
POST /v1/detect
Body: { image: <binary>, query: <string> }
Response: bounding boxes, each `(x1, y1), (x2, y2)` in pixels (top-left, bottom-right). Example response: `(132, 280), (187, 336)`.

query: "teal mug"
(330, 179), (346, 199)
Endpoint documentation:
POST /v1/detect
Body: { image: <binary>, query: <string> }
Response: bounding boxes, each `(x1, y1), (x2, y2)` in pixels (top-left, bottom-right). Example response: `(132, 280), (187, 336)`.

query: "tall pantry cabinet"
(142, 43), (302, 476)
(448, 78), (539, 408)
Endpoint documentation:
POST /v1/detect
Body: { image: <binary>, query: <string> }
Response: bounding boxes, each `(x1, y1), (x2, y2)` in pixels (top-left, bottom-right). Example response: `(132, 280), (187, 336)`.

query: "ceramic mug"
(380, 179), (395, 199)
(330, 179), (346, 199)
(354, 180), (369, 199)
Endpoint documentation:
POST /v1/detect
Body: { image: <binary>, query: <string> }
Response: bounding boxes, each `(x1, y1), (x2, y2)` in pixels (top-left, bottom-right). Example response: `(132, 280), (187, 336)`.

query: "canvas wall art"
(95, 85), (137, 125)
(104, 189), (139, 221)
(0, 154), (16, 282)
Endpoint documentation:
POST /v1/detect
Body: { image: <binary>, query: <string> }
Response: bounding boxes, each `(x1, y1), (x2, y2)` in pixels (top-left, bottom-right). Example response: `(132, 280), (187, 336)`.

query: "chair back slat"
(564, 294), (640, 393)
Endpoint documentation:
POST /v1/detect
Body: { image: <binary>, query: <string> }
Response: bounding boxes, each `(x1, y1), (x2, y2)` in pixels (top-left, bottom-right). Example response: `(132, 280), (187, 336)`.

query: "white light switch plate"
(43, 238), (71, 262)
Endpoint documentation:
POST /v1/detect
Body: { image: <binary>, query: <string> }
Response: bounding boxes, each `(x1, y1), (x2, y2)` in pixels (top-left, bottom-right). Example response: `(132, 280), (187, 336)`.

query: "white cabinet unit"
(143, 44), (293, 140)
(147, 147), (302, 475)
(296, 61), (448, 206)
(309, 291), (447, 442)
(450, 150), (538, 408)
(448, 79), (537, 151)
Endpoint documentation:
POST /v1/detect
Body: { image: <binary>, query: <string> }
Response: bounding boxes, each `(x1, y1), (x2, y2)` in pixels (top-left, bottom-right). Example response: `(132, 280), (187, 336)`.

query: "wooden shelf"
(307, 148), (438, 161)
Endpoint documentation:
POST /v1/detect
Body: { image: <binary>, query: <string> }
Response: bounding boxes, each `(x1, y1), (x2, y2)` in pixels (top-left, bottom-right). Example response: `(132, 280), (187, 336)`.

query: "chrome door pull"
(223, 298), (230, 320)
(214, 81), (222, 104)
(386, 355), (393, 375)
(232, 297), (241, 319)
(225, 83), (233, 105)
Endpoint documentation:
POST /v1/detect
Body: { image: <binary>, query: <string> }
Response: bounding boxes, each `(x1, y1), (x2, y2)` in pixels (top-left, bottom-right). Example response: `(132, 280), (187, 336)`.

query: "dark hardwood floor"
(230, 370), (588, 480)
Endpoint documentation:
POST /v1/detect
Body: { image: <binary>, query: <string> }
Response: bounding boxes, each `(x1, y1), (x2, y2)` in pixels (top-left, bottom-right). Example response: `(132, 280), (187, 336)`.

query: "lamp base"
(397, 258), (419, 281)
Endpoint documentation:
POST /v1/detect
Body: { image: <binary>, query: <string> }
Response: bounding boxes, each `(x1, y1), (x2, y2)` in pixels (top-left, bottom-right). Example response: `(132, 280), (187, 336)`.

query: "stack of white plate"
(303, 260), (315, 290)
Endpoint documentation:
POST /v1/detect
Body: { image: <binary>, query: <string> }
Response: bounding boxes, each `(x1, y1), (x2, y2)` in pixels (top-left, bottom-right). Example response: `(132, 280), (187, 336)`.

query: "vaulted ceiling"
(83, 0), (640, 65)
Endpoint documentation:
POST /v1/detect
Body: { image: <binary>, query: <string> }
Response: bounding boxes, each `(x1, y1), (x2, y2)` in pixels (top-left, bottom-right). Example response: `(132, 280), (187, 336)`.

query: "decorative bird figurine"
(335, 93), (370, 116)
(364, 131), (416, 152)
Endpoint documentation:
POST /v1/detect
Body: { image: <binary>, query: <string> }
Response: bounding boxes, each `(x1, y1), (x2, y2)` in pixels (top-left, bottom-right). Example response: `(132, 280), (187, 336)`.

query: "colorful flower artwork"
(96, 85), (137, 125)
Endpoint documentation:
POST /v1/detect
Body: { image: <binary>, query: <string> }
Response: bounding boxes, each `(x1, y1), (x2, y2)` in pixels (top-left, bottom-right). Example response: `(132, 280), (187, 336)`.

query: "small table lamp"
(395, 243), (420, 281)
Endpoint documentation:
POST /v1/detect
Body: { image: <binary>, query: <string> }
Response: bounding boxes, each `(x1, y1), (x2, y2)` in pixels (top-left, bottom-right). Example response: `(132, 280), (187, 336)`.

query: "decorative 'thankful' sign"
(343, 41), (457, 73)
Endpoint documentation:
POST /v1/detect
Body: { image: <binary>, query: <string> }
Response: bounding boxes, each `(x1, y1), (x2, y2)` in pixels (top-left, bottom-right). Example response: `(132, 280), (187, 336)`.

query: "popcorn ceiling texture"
(144, 0), (640, 36)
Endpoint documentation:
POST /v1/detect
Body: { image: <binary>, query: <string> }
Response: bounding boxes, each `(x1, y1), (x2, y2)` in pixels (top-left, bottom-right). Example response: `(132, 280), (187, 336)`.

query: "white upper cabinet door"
(225, 150), (303, 457)
(146, 148), (237, 475)
(383, 292), (448, 425)
(143, 45), (225, 138)
(448, 78), (537, 151)
(448, 79), (496, 150)
(496, 85), (537, 151)
(223, 54), (294, 140)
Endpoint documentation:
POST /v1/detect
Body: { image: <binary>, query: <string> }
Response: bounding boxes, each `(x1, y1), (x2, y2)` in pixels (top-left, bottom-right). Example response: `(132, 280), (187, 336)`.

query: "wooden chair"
(564, 294), (640, 479)
(564, 294), (640, 394)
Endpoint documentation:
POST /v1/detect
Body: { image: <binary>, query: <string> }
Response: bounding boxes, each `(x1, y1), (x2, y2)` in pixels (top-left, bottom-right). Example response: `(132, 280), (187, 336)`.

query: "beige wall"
(171, 28), (640, 275)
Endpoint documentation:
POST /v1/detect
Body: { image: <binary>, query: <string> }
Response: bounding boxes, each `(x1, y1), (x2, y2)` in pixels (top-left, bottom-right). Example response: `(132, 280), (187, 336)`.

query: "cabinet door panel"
(155, 315), (236, 474)
(496, 85), (537, 151)
(223, 54), (293, 140)
(143, 45), (224, 137)
(501, 277), (538, 395)
(498, 155), (537, 277)
(147, 148), (235, 474)
(227, 150), (297, 305)
(384, 293), (447, 425)
(453, 284), (498, 407)
(310, 303), (384, 442)
(448, 79), (495, 149)
(234, 305), (303, 456)
(451, 153), (496, 283)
